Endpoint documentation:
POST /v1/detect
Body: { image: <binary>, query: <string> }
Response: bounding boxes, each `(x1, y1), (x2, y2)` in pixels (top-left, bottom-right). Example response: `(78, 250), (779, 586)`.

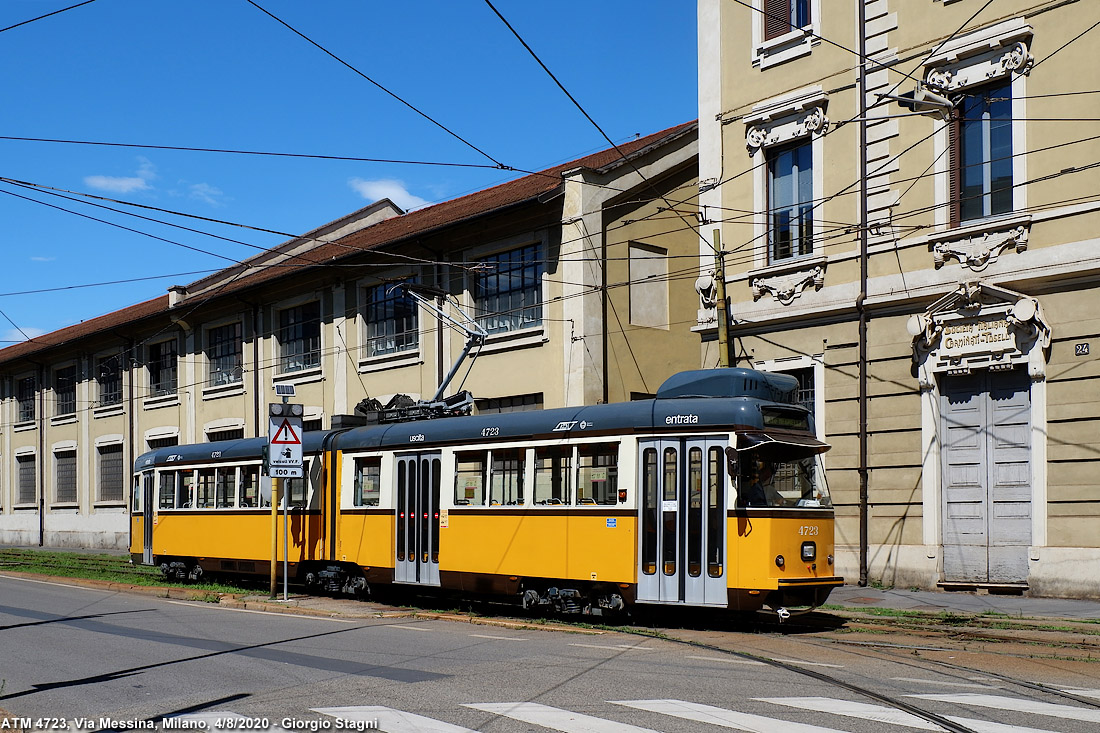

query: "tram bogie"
(131, 368), (842, 616)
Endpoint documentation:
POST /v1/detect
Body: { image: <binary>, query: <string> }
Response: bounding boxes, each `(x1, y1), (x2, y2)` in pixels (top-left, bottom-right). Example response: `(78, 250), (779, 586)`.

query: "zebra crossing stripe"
(892, 677), (999, 689)
(466, 702), (659, 733)
(1062, 689), (1100, 700)
(314, 705), (475, 733)
(686, 654), (766, 666)
(756, 697), (942, 730)
(942, 716), (1062, 733)
(612, 699), (848, 732)
(908, 694), (1100, 723)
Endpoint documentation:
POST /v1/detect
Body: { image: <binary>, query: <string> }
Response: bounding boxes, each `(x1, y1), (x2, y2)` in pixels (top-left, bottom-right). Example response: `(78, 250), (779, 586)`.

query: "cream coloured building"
(696, 0), (1100, 596)
(0, 124), (699, 549)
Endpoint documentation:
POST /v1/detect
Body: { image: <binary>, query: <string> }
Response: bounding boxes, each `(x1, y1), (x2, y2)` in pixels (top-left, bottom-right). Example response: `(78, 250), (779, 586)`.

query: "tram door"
(394, 452), (442, 586)
(141, 470), (155, 564)
(637, 438), (727, 605)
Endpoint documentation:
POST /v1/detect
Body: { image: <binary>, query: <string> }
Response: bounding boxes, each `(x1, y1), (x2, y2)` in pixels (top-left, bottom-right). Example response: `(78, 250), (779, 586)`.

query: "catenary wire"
(0, 0), (96, 34)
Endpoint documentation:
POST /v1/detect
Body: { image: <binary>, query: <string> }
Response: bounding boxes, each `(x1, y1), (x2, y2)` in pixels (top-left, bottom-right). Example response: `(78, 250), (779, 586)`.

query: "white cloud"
(3, 327), (45, 343)
(189, 182), (225, 206)
(30, 255), (56, 262)
(84, 156), (158, 193)
(84, 175), (149, 193)
(348, 178), (428, 211)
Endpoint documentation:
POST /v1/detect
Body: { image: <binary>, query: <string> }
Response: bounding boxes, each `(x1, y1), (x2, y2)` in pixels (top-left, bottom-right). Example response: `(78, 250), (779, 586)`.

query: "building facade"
(697, 0), (1100, 596)
(0, 124), (699, 550)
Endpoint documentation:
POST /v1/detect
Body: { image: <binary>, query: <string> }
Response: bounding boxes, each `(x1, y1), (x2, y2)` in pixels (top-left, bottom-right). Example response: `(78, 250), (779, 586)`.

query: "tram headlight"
(775, 555), (785, 568)
(801, 542), (817, 561)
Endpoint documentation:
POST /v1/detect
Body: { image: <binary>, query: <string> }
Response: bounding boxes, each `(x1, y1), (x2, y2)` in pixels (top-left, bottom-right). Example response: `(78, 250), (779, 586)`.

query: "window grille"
(148, 340), (178, 397)
(474, 244), (544, 334)
(16, 376), (35, 422)
(207, 322), (243, 386)
(55, 365), (77, 416)
(364, 281), (418, 357)
(97, 356), (122, 406)
(98, 444), (124, 502)
(279, 302), (321, 373)
(55, 450), (76, 503)
(17, 455), (36, 504)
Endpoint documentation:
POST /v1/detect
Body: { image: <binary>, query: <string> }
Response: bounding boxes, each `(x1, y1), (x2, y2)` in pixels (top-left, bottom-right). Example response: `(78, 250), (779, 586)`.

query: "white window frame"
(751, 0), (821, 70)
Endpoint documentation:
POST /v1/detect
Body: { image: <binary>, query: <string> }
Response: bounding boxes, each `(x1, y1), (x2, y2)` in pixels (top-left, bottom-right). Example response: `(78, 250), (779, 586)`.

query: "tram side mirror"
(724, 446), (739, 480)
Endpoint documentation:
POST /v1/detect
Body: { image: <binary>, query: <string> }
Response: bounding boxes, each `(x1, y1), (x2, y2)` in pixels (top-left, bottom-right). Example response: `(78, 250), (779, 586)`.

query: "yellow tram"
(131, 368), (841, 615)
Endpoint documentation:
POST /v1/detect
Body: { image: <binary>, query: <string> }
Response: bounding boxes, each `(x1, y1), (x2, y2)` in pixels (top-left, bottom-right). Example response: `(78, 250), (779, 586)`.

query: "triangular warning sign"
(270, 418), (302, 445)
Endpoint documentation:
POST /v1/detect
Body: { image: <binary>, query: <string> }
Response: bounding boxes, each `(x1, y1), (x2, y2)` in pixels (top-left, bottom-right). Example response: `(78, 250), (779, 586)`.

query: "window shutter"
(763, 0), (790, 41)
(948, 104), (962, 228)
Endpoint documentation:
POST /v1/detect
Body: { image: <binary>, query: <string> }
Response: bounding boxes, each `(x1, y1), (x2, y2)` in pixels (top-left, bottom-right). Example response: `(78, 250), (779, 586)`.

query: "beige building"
(696, 0), (1100, 596)
(0, 124), (699, 549)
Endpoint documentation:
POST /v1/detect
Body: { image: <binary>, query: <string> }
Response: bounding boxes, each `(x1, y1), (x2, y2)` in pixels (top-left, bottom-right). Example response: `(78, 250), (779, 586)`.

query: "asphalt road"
(3, 575), (1099, 733)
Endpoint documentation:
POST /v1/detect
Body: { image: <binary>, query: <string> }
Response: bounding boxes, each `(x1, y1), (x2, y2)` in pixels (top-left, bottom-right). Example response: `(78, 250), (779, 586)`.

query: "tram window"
(215, 467), (236, 508)
(641, 448), (658, 575)
(196, 469), (216, 508)
(534, 445), (571, 505)
(132, 476), (142, 511)
(707, 447), (724, 578)
(286, 463), (308, 508)
(454, 452), (486, 505)
(178, 471), (194, 508)
(687, 447), (703, 577)
(158, 472), (175, 509)
(354, 457), (381, 506)
(489, 448), (524, 506)
(577, 443), (618, 505)
(239, 467), (259, 508)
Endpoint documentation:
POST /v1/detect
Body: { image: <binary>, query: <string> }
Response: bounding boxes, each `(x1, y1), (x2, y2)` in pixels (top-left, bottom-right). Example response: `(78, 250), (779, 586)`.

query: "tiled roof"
(0, 121), (696, 366)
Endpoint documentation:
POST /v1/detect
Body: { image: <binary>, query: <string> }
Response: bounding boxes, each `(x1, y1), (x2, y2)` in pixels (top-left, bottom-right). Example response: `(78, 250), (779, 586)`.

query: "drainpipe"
(857, 0), (870, 586)
(37, 362), (45, 547)
(126, 339), (135, 552)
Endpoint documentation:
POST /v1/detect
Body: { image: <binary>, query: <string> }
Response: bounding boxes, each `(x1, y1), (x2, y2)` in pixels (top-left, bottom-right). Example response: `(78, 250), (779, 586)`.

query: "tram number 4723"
(799, 525), (820, 536)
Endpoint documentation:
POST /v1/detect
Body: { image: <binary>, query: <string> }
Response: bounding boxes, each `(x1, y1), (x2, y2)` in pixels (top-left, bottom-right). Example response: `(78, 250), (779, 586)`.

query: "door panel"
(395, 452), (441, 586)
(638, 438), (726, 605)
(941, 369), (1031, 584)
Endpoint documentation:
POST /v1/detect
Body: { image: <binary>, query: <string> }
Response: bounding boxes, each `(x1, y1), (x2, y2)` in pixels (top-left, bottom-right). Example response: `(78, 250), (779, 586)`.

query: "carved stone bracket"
(745, 106), (828, 155)
(926, 40), (1034, 92)
(695, 271), (718, 325)
(932, 223), (1029, 271)
(750, 262), (825, 305)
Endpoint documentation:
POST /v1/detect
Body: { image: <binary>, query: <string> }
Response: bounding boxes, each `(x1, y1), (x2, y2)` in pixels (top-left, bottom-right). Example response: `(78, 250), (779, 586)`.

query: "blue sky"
(0, 0), (698, 344)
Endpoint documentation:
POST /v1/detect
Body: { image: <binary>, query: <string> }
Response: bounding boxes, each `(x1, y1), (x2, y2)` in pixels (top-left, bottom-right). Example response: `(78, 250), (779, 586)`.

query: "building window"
(148, 340), (178, 397)
(279, 302), (321, 373)
(475, 393), (543, 414)
(364, 281), (419, 357)
(768, 141), (813, 262)
(97, 444), (124, 502)
(55, 365), (77, 416)
(147, 436), (178, 450)
(207, 322), (243, 386)
(303, 418), (323, 432)
(953, 81), (1013, 225)
(628, 244), (669, 329)
(16, 376), (35, 422)
(55, 450), (76, 504)
(17, 455), (36, 504)
(97, 356), (122, 407)
(207, 428), (244, 443)
(474, 244), (544, 334)
(764, 0), (810, 41)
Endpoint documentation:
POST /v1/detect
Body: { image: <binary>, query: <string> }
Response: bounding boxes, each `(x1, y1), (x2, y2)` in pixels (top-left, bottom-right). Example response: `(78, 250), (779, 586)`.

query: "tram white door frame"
(637, 438), (727, 606)
(141, 471), (155, 565)
(394, 452), (442, 586)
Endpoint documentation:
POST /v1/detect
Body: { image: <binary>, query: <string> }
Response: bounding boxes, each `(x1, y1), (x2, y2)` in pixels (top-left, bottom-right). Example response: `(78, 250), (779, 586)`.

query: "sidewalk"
(6, 544), (1100, 622)
(828, 584), (1100, 621)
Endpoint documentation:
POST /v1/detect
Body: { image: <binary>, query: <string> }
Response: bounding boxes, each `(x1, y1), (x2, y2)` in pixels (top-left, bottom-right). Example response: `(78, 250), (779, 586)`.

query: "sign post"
(268, 395), (303, 600)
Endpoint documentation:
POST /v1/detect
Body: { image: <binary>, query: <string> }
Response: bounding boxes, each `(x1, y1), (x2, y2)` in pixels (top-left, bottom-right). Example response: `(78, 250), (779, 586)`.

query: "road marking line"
(469, 633), (527, 641)
(944, 716), (1062, 733)
(613, 699), (847, 732)
(757, 697), (941, 730)
(568, 643), (652, 651)
(316, 705), (474, 732)
(1062, 689), (1100, 699)
(686, 654), (766, 666)
(892, 677), (999, 689)
(771, 658), (844, 668)
(385, 623), (435, 631)
(163, 600), (357, 621)
(467, 702), (658, 733)
(909, 693), (1100, 723)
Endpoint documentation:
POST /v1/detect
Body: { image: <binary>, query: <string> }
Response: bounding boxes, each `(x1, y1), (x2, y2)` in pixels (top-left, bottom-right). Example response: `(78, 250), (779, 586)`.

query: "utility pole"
(713, 229), (731, 368)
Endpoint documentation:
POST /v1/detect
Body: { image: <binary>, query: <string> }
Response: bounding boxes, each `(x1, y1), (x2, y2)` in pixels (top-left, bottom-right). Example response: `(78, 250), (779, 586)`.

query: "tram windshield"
(737, 454), (830, 508)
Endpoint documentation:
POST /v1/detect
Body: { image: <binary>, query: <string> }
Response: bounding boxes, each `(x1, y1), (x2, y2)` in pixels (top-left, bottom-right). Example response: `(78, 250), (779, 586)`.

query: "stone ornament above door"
(927, 216), (1031, 272)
